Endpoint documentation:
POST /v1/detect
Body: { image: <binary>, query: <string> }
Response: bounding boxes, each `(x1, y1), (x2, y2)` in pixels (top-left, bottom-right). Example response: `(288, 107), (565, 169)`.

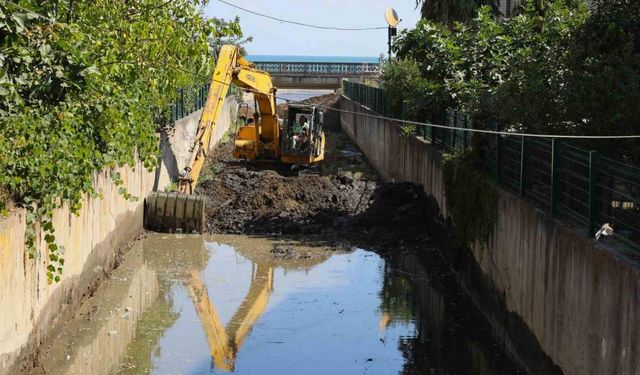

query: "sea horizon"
(247, 54), (380, 64)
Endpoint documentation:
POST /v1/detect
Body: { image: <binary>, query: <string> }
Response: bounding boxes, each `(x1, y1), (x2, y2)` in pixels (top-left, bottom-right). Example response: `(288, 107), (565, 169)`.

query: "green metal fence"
(172, 84), (211, 121)
(343, 81), (640, 249)
(342, 80), (394, 117)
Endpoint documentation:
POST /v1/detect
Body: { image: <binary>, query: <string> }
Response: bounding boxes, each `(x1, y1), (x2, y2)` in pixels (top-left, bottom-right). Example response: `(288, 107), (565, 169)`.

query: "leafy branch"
(0, 0), (244, 282)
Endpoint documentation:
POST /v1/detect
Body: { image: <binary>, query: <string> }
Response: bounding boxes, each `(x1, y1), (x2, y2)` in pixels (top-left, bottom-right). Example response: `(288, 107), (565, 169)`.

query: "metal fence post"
(551, 138), (560, 215)
(588, 151), (600, 237)
(374, 88), (379, 113)
(450, 110), (457, 152)
(519, 136), (527, 197)
(491, 120), (501, 183)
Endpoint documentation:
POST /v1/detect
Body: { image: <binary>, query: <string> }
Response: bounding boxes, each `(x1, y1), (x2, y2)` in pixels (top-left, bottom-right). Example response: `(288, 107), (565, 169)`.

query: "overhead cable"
(216, 0), (387, 31)
(203, 77), (640, 140)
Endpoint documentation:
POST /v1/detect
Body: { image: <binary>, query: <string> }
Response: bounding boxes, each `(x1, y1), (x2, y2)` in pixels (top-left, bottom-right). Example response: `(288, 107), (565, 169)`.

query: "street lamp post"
(385, 8), (399, 59)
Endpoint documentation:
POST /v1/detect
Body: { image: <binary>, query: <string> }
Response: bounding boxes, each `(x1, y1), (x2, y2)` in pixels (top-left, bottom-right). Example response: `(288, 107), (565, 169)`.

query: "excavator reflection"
(143, 235), (333, 372)
(186, 264), (273, 371)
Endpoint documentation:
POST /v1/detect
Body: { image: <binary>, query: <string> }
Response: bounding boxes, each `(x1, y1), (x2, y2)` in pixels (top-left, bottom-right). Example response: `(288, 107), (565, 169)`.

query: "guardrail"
(254, 61), (380, 76)
(343, 80), (640, 249)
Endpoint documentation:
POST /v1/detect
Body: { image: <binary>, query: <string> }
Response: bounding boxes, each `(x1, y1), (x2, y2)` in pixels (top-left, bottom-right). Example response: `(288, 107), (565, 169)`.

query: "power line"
(317, 102), (640, 140)
(216, 0), (387, 31)
(202, 77), (640, 140)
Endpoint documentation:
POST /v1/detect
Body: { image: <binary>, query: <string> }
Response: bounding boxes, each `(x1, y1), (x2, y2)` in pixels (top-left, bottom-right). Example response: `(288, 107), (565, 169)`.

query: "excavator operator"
(292, 115), (309, 149)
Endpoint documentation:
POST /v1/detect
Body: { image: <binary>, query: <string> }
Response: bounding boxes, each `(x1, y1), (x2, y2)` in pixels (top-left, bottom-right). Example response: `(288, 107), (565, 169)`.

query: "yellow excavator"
(144, 45), (325, 233)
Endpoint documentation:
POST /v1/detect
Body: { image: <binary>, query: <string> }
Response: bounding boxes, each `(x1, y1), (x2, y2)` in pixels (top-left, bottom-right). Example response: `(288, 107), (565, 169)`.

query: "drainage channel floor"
(30, 234), (525, 375)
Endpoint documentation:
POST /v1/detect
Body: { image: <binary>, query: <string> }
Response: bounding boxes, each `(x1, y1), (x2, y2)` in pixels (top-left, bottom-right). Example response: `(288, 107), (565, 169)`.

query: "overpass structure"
(253, 61), (380, 89)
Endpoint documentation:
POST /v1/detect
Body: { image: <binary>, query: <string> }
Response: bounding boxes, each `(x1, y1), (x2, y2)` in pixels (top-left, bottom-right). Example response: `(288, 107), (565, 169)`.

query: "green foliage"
(380, 59), (432, 121)
(442, 151), (498, 248)
(393, 2), (589, 123)
(415, 0), (499, 24)
(0, 187), (8, 216)
(388, 0), (640, 161)
(0, 0), (243, 282)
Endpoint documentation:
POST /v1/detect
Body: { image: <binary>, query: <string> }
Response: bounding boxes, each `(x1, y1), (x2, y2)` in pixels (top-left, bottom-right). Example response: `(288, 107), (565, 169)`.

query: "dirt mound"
(197, 164), (374, 235)
(196, 135), (431, 250)
(344, 182), (433, 249)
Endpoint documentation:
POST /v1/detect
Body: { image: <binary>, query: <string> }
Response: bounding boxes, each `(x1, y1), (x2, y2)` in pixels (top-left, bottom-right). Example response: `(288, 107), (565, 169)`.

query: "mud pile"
(198, 165), (374, 235)
(344, 182), (434, 250)
(197, 138), (432, 250)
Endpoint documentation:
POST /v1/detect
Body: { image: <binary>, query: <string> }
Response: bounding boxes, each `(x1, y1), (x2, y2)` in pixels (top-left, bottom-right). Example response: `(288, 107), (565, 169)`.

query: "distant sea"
(247, 55), (379, 64)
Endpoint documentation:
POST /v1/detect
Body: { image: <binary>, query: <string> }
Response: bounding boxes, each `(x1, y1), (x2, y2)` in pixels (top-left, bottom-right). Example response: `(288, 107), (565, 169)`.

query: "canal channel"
(29, 234), (526, 375)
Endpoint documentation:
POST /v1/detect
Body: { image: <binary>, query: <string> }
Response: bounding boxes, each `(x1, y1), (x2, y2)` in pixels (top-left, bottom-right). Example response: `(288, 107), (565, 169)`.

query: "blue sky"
(204, 0), (422, 57)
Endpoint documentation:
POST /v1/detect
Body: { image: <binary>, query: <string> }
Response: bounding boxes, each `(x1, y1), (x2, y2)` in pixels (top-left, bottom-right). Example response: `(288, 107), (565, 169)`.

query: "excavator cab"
(280, 104), (325, 165)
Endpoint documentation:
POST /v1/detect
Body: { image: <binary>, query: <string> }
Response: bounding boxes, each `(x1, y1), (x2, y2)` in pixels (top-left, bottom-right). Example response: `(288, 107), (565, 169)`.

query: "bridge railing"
(254, 61), (380, 76)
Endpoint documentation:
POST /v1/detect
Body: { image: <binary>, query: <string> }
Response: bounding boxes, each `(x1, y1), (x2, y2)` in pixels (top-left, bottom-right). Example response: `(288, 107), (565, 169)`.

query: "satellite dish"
(385, 8), (399, 28)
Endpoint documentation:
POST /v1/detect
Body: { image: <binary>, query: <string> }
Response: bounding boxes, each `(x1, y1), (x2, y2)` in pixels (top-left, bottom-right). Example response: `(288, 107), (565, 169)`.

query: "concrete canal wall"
(0, 96), (237, 374)
(340, 95), (640, 375)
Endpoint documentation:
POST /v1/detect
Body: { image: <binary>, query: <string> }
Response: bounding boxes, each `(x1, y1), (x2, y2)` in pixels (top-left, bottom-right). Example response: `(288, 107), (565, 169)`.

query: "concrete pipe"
(144, 192), (206, 234)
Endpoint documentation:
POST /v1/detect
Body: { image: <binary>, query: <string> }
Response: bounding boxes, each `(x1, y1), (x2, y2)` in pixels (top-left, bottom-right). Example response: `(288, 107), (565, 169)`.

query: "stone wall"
(0, 95), (237, 374)
(340, 95), (640, 375)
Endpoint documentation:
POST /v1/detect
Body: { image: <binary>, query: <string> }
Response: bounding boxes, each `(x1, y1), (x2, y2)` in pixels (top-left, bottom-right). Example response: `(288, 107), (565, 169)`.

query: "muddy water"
(31, 234), (525, 375)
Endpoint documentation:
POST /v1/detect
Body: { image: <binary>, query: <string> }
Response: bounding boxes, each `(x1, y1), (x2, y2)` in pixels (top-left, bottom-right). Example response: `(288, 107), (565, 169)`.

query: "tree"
(415, 0), (499, 24)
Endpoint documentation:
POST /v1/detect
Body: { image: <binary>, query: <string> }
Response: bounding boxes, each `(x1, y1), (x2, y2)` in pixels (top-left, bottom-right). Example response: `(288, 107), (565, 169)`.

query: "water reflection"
(379, 252), (526, 375)
(31, 235), (527, 375)
(185, 263), (273, 371)
(31, 242), (169, 375)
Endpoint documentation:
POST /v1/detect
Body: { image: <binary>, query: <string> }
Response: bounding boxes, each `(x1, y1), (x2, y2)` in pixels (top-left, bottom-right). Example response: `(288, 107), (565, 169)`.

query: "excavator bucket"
(144, 192), (206, 233)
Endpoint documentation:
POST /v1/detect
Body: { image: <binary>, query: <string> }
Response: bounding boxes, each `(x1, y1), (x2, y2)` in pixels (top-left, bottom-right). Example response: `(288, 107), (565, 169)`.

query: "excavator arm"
(177, 45), (279, 194)
(186, 264), (274, 371)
